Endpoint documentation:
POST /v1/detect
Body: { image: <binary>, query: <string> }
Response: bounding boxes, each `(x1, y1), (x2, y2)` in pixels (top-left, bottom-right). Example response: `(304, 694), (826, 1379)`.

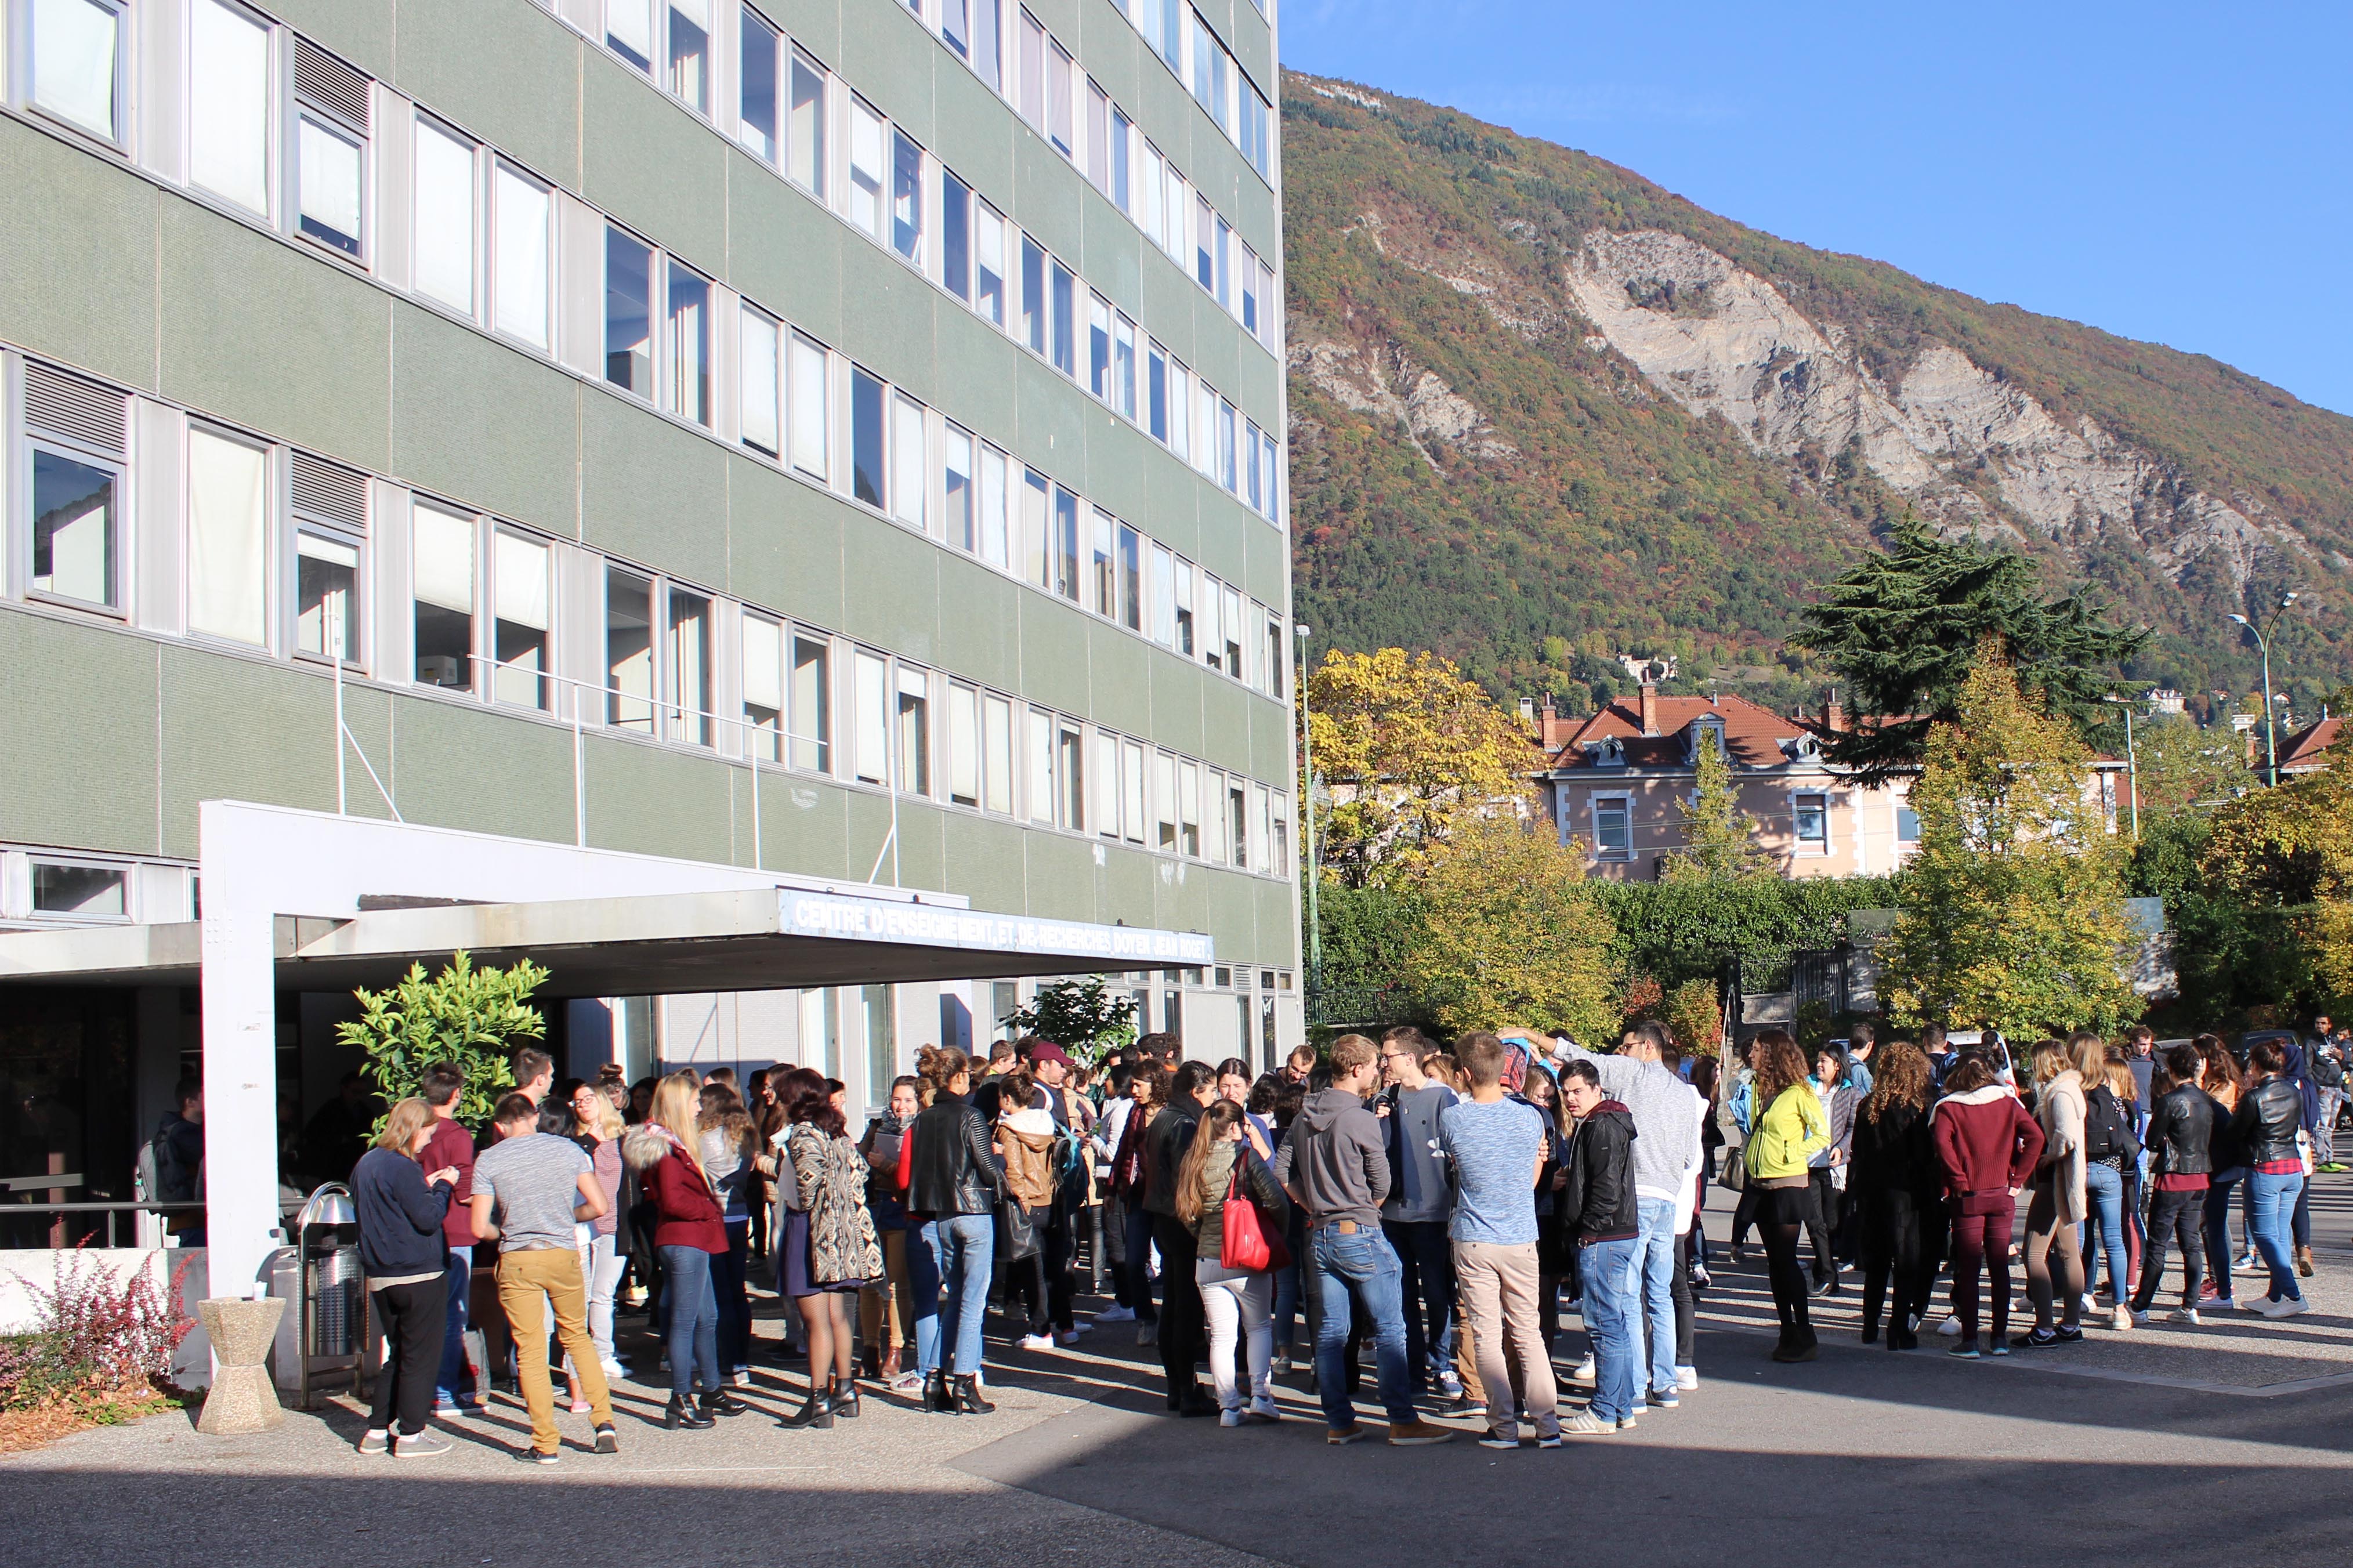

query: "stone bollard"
(196, 1297), (288, 1435)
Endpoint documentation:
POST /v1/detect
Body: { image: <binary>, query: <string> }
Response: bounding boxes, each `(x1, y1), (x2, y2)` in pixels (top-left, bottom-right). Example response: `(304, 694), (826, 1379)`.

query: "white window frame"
(1591, 794), (1634, 861)
(26, 0), (131, 147)
(1793, 791), (1831, 856)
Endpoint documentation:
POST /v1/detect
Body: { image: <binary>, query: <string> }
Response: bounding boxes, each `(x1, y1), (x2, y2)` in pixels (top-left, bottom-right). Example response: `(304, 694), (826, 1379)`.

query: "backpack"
(1498, 1037), (1534, 1094)
(2083, 1084), (2141, 1163)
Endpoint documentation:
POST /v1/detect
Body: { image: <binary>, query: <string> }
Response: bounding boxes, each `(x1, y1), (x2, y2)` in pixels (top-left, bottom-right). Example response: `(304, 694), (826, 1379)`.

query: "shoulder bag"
(1219, 1155), (1292, 1273)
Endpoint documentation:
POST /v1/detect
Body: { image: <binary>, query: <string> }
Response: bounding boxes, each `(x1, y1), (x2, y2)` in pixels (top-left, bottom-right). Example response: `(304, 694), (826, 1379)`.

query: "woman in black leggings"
(1848, 1041), (1937, 1349)
(1742, 1031), (1831, 1362)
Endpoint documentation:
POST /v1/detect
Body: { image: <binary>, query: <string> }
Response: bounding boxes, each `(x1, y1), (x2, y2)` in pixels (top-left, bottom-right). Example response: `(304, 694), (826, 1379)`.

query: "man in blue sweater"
(1376, 1028), (1462, 1406)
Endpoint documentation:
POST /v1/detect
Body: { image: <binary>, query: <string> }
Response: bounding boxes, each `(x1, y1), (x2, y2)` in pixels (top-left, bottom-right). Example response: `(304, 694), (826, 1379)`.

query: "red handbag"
(1219, 1154), (1292, 1273)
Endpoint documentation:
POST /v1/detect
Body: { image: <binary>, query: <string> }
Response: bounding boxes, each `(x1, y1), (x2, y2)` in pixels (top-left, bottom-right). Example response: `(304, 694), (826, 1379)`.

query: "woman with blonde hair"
(1177, 1098), (1289, 1425)
(568, 1080), (630, 1381)
(623, 1070), (739, 1429)
(2080, 1044), (2141, 1330)
(352, 1095), (462, 1456)
(2017, 1037), (2090, 1347)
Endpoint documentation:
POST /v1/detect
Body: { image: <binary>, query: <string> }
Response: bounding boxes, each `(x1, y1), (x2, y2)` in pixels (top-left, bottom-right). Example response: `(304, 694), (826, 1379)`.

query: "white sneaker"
(1218, 1408), (1245, 1428)
(1095, 1305), (1136, 1323)
(2078, 1292), (2100, 1316)
(356, 1428), (390, 1456)
(2111, 1306), (2133, 1332)
(1674, 1365), (1698, 1392)
(1247, 1396), (1281, 1423)
(393, 1431), (453, 1458)
(729, 1368), (751, 1387)
(599, 1359), (628, 1382)
(2261, 1297), (2312, 1318)
(2166, 1308), (2202, 1326)
(1569, 1353), (1595, 1384)
(1020, 1333), (1055, 1352)
(2239, 1297), (2271, 1315)
(1938, 1314), (1964, 1337)
(1057, 1330), (1085, 1346)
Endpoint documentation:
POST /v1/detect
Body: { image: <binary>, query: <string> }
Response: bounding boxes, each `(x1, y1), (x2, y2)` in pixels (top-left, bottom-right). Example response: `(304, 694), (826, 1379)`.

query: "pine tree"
(1881, 642), (2140, 1039)
(1661, 730), (1766, 881)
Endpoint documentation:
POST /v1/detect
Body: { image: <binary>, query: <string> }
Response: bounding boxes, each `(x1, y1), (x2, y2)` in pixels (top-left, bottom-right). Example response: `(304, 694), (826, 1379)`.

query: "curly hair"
(775, 1066), (844, 1138)
(1860, 1041), (1930, 1123)
(1750, 1029), (1810, 1112)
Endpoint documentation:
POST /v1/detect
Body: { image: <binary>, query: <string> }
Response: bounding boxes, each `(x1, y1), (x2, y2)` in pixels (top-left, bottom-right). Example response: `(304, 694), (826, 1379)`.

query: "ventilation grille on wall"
(291, 450), (369, 528)
(25, 363), (126, 457)
(294, 40), (371, 132)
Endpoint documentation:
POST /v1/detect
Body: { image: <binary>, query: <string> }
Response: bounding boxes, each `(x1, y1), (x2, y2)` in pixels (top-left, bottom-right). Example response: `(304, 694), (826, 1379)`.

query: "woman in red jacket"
(1930, 1056), (2044, 1360)
(622, 1071), (745, 1430)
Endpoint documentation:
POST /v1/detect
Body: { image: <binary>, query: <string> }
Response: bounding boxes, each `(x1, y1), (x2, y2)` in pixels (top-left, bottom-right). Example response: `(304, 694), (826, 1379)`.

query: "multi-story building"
(0, 0), (1299, 1229)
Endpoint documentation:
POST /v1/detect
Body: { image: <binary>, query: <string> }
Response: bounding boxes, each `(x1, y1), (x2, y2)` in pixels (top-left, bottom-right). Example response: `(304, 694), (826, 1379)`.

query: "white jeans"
(1197, 1264), (1272, 1413)
(585, 1232), (624, 1364)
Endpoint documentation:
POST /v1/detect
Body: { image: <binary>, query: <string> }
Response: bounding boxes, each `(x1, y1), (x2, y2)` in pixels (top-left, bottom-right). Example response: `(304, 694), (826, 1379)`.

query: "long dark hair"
(1751, 1030), (1809, 1111)
(776, 1066), (844, 1138)
(1174, 1100), (1247, 1227)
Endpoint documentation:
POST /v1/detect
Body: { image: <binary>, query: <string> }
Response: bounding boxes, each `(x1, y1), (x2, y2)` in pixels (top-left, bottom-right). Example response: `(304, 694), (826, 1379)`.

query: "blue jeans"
(1311, 1222), (1414, 1431)
(658, 1244), (721, 1398)
(1121, 1201), (1160, 1320)
(2203, 1169), (2246, 1301)
(2247, 1169), (2305, 1303)
(919, 1215), (994, 1375)
(1635, 1197), (1678, 1394)
(2081, 1161), (2130, 1300)
(907, 1215), (943, 1373)
(1579, 1236), (1642, 1424)
(1380, 1219), (1455, 1386)
(714, 1221), (751, 1370)
(435, 1244), (473, 1405)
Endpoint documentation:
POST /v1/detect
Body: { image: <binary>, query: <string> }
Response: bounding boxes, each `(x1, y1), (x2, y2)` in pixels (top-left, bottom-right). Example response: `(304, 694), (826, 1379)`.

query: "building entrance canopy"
(0, 802), (1211, 1298)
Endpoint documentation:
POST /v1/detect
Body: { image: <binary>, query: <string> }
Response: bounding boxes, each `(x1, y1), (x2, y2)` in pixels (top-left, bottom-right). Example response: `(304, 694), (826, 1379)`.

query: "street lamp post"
(1295, 625), (1322, 1010)
(2103, 695), (2140, 841)
(2229, 591), (2297, 788)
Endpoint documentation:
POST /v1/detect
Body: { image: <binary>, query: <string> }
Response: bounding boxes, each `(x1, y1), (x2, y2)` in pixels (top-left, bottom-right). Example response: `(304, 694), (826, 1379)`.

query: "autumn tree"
(1304, 647), (1536, 888)
(1404, 815), (1621, 1041)
(2202, 767), (2353, 1009)
(1881, 643), (2140, 1040)
(1660, 731), (1767, 882)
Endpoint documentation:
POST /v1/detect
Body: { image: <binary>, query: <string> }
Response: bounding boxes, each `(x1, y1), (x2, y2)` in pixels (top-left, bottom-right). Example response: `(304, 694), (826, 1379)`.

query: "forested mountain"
(1280, 73), (2353, 719)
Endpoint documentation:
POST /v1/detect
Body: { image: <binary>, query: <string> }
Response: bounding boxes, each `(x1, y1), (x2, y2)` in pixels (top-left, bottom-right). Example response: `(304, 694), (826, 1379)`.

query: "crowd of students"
(344, 1015), (2336, 1458)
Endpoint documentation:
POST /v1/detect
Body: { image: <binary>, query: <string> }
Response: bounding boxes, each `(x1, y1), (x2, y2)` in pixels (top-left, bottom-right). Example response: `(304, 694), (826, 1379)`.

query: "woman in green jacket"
(1744, 1030), (1831, 1362)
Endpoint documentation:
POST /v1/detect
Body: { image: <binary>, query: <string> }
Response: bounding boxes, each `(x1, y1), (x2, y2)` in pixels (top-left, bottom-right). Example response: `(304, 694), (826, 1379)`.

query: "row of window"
(1103, 0), (1274, 179)
(1578, 791), (1892, 860)
(7, 356), (1298, 875)
(588, 0), (1279, 347)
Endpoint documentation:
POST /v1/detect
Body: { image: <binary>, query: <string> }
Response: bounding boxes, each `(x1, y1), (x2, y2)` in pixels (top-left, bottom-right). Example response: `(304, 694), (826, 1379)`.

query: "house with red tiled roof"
(1532, 684), (1921, 880)
(2273, 716), (2342, 777)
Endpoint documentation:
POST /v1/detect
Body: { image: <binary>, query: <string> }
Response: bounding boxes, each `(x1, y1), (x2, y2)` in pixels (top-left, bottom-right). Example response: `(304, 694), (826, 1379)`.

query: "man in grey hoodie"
(1276, 1033), (1453, 1448)
(1552, 1022), (1702, 1407)
(1376, 1027), (1461, 1400)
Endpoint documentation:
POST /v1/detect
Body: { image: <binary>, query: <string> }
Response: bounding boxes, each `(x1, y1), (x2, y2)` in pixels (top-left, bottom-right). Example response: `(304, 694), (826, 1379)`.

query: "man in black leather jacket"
(2127, 1044), (2215, 1324)
(1143, 1060), (1217, 1415)
(2232, 1038), (2312, 1314)
(907, 1058), (1006, 1413)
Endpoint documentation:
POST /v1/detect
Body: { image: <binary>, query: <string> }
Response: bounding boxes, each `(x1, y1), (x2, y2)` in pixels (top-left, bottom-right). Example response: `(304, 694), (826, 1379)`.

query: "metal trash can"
(292, 1184), (362, 1408)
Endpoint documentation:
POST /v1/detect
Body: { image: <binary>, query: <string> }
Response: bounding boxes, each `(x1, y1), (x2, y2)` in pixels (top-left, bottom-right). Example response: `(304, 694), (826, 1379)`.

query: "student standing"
(1439, 1033), (1559, 1449)
(1145, 1060), (1217, 1415)
(469, 1093), (618, 1461)
(417, 1064), (483, 1417)
(1374, 1030), (1463, 1405)
(2129, 1044), (2216, 1324)
(906, 1048), (1004, 1415)
(1742, 1031), (1830, 1363)
(2233, 1038), (2312, 1315)
(353, 1097), (461, 1457)
(1556, 1060), (1641, 1431)
(622, 1072), (740, 1431)
(1931, 1058), (2044, 1359)
(2016, 1038), (2091, 1348)
(1848, 1041), (1936, 1349)
(1176, 1099), (1290, 1426)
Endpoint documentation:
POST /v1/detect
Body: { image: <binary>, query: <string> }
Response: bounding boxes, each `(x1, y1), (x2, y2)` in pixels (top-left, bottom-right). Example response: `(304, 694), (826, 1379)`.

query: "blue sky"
(1278, 0), (2353, 416)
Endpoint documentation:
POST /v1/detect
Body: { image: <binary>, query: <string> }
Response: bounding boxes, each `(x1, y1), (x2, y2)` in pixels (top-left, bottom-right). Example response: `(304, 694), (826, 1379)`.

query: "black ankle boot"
(832, 1379), (861, 1419)
(665, 1393), (714, 1431)
(699, 1388), (748, 1418)
(777, 1378), (834, 1431)
(952, 1374), (995, 1415)
(924, 1370), (955, 1414)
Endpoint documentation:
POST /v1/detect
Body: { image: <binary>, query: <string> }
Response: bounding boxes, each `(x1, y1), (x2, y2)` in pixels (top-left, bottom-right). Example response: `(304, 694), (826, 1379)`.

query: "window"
(854, 651), (889, 783)
(974, 202), (1007, 327)
(1199, 575), (1220, 671)
(1092, 732), (1118, 838)
(29, 446), (119, 608)
(1214, 217), (1233, 309)
(743, 613), (783, 762)
(1113, 315), (1138, 419)
(295, 531), (360, 663)
(491, 530), (551, 709)
(1202, 769), (1225, 861)
(1266, 616), (1286, 699)
(666, 589), (711, 744)
(1177, 760), (1201, 854)
(1152, 0), (1182, 71)
(1154, 752), (1176, 849)
(605, 567), (653, 729)
(1016, 10), (1045, 129)
(738, 6), (780, 162)
(1088, 295), (1112, 400)
(1058, 723), (1085, 828)
(1027, 709), (1055, 824)
(941, 0), (971, 57)
(1146, 342), (1167, 441)
(1244, 421), (1264, 512)
(1089, 510), (1114, 615)
(979, 446), (1009, 566)
(189, 0), (272, 215)
(31, 860), (127, 919)
(1222, 584), (1244, 676)
(1240, 248), (1259, 336)
(799, 988), (838, 1077)
(941, 172), (972, 300)
(412, 121), (476, 313)
(1053, 488), (1081, 602)
(1166, 360), (1190, 462)
(790, 635), (830, 770)
(848, 100), (885, 239)
(1018, 469), (1048, 587)
(1138, 141), (1164, 247)
(604, 229), (654, 396)
(1019, 237), (1047, 354)
(1795, 793), (1829, 853)
(1260, 434), (1280, 522)
(1122, 739), (1147, 843)
(30, 0), (124, 142)
(863, 985), (896, 1102)
(1593, 797), (1632, 859)
(788, 334), (828, 478)
(787, 51), (827, 195)
(412, 505), (476, 689)
(607, 0), (656, 71)
(943, 426), (975, 550)
(1273, 791), (1291, 868)
(667, 0), (711, 113)
(1049, 260), (1076, 376)
(1163, 161), (1186, 264)
(892, 396), (926, 529)
(890, 131), (924, 263)
(1240, 85), (1271, 177)
(1190, 15), (1215, 117)
(1118, 524), (1142, 631)
(741, 308), (781, 455)
(971, 0), (1002, 89)
(186, 428), (268, 646)
(1896, 805), (1921, 844)
(947, 683), (980, 806)
(1110, 108), (1132, 210)
(295, 115), (364, 258)
(1228, 783), (1247, 867)
(849, 368), (886, 508)
(1085, 81), (1110, 190)
(983, 697), (1012, 819)
(1251, 783), (1272, 872)
(1047, 42), (1074, 155)
(1149, 544), (1174, 645)
(665, 263), (712, 425)
(491, 166), (552, 350)
(896, 667), (931, 793)
(1195, 195), (1215, 291)
(1173, 560), (1194, 654)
